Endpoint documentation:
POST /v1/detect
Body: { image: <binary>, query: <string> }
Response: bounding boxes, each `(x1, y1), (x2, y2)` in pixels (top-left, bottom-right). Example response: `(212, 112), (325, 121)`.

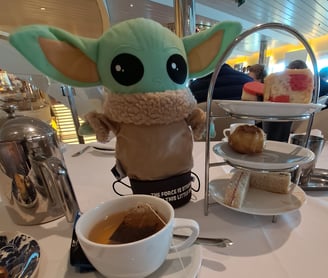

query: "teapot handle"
(39, 156), (80, 223)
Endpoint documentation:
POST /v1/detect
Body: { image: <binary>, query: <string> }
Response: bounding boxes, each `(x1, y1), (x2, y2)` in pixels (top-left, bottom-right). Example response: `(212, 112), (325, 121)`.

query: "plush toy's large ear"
(9, 25), (101, 87)
(183, 21), (242, 79)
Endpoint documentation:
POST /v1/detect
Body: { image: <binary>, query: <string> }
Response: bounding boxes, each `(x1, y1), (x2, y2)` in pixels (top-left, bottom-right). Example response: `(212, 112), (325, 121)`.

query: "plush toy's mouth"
(103, 89), (197, 125)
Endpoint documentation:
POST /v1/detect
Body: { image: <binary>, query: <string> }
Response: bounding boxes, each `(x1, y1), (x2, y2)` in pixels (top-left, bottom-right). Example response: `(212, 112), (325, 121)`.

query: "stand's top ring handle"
(207, 22), (319, 109)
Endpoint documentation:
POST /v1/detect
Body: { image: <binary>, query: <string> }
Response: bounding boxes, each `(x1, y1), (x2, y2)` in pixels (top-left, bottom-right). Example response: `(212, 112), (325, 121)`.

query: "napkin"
(70, 213), (95, 273)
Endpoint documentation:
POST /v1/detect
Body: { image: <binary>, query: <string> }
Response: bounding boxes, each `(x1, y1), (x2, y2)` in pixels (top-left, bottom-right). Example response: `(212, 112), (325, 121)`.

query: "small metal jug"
(0, 112), (79, 225)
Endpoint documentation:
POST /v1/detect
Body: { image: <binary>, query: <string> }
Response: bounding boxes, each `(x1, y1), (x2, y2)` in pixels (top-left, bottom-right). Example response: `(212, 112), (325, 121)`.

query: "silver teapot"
(0, 109), (79, 225)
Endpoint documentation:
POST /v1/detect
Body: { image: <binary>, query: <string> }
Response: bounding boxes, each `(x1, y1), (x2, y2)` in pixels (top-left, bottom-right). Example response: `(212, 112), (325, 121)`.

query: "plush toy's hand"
(187, 108), (206, 140)
(83, 112), (116, 143)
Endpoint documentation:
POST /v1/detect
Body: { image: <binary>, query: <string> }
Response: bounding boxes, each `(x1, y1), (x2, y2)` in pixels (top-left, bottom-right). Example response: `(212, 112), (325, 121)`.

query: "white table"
(1, 141), (328, 277)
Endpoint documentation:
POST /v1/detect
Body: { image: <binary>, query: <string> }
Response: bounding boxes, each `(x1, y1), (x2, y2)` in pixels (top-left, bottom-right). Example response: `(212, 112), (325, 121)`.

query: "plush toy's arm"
(186, 108), (206, 140)
(79, 112), (118, 143)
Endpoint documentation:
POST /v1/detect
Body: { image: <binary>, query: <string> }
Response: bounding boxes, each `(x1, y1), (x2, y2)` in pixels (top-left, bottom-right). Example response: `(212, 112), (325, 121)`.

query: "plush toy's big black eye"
(166, 54), (187, 84)
(111, 54), (144, 86)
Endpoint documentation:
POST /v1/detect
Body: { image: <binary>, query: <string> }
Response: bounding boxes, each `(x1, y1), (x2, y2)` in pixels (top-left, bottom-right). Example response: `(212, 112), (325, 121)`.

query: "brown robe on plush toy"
(86, 89), (205, 180)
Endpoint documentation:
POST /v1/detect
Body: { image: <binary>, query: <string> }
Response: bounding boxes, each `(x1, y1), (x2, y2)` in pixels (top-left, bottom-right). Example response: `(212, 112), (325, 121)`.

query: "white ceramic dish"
(318, 95), (328, 106)
(213, 140), (315, 170)
(209, 178), (306, 215)
(89, 141), (115, 153)
(0, 231), (40, 278)
(148, 244), (202, 278)
(217, 100), (324, 118)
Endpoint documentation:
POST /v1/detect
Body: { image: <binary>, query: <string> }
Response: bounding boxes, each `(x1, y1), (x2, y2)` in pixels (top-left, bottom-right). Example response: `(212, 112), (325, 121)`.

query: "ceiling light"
(235, 0), (245, 7)
(40, 7), (46, 11)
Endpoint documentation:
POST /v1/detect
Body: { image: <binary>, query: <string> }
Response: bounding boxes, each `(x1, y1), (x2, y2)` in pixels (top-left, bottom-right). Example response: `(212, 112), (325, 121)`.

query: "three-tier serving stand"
(203, 23), (321, 220)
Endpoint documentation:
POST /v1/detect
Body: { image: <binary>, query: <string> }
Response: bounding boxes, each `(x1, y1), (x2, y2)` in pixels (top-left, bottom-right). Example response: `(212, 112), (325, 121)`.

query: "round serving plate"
(216, 100), (325, 120)
(209, 178), (306, 216)
(213, 140), (315, 171)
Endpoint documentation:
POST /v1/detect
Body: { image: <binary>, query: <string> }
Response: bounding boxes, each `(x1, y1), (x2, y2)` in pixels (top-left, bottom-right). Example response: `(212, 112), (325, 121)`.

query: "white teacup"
(75, 195), (199, 278)
(223, 123), (251, 139)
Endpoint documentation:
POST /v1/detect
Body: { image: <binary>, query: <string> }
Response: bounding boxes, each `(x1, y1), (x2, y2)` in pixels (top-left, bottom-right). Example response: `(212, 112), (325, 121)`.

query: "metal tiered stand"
(203, 23), (321, 220)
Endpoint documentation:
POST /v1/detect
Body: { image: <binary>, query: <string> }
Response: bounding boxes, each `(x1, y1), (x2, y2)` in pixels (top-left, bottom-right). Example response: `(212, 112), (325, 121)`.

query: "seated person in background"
(287, 59), (307, 70)
(189, 63), (253, 103)
(248, 64), (267, 83)
(319, 67), (328, 97)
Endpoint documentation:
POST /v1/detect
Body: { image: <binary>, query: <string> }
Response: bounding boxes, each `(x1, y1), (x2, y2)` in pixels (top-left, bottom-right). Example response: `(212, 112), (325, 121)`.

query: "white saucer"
(148, 244), (202, 278)
(209, 178), (306, 216)
(66, 242), (201, 277)
(89, 141), (115, 153)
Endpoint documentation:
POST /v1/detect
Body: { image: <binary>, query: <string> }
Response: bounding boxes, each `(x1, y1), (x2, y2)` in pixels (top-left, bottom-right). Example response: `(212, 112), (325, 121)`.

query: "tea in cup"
(75, 195), (199, 277)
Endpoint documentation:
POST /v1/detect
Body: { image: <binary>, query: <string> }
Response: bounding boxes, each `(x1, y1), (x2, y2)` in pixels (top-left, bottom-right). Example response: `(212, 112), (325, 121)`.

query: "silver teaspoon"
(173, 234), (233, 247)
(71, 146), (91, 157)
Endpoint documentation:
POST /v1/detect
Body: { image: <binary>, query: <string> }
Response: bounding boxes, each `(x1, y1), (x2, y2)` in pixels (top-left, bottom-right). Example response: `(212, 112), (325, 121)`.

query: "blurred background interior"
(1, 0), (328, 143)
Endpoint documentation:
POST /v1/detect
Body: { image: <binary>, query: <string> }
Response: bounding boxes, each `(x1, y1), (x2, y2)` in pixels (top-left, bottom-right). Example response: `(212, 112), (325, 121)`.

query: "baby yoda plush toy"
(9, 18), (241, 207)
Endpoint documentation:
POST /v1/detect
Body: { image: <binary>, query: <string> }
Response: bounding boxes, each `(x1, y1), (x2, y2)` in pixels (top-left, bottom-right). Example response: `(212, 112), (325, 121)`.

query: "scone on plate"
(228, 125), (265, 154)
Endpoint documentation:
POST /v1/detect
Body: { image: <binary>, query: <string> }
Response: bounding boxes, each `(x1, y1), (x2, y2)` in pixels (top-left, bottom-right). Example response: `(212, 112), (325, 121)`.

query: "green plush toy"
(9, 18), (241, 207)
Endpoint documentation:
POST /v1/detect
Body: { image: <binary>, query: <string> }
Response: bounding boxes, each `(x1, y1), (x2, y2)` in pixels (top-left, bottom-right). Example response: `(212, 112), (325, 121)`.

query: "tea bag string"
(191, 171), (200, 192)
(144, 203), (166, 226)
(112, 179), (131, 196)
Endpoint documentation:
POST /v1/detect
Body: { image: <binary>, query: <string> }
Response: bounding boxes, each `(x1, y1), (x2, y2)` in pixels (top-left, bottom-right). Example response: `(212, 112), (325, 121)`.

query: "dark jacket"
(189, 63), (253, 103)
(319, 67), (328, 97)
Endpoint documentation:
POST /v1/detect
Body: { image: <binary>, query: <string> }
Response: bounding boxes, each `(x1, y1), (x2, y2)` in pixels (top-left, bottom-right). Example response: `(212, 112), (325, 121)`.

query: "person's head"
(248, 64), (267, 83)
(287, 60), (307, 69)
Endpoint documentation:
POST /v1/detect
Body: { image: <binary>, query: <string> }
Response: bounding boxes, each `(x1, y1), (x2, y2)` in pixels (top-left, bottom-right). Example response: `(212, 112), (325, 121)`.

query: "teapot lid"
(0, 116), (54, 142)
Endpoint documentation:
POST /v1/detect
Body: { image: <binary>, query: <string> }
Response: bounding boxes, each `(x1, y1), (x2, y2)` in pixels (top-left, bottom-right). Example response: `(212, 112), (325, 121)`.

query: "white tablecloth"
(1, 141), (328, 277)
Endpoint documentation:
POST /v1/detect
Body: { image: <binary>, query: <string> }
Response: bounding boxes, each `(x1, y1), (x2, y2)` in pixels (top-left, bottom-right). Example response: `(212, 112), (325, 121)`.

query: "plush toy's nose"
(152, 77), (162, 84)
(151, 77), (165, 91)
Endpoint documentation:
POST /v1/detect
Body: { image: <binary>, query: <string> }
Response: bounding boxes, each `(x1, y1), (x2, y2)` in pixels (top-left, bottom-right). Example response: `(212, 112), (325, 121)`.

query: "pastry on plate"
(228, 124), (265, 154)
(263, 68), (314, 103)
(241, 81), (264, 101)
